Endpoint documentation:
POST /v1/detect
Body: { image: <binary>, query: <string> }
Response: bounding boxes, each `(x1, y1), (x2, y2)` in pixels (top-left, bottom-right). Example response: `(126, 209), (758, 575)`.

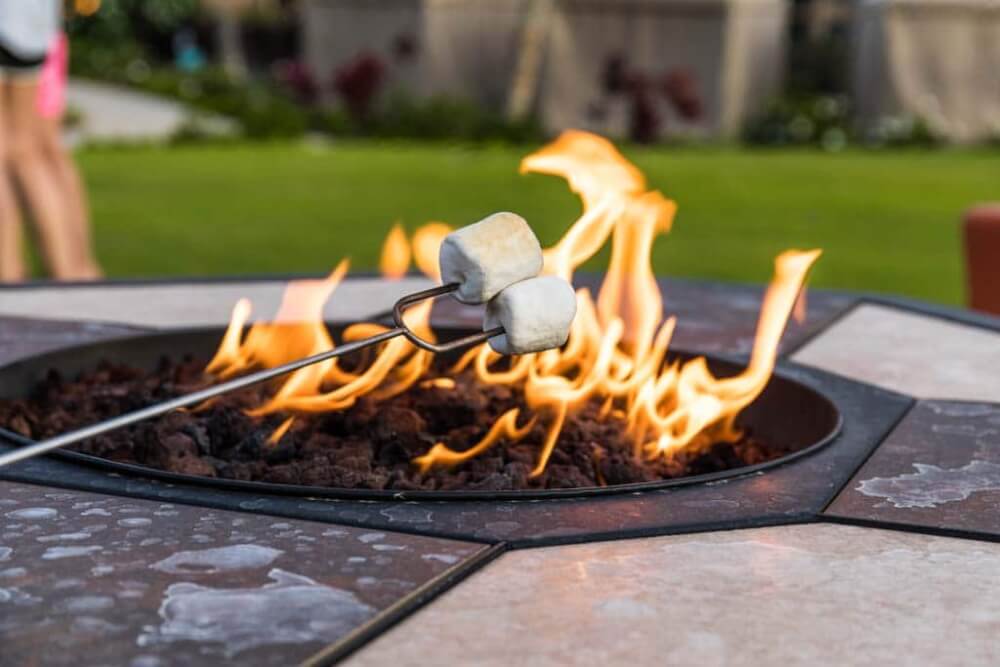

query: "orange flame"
(380, 223), (411, 280)
(206, 131), (821, 479)
(411, 222), (452, 282)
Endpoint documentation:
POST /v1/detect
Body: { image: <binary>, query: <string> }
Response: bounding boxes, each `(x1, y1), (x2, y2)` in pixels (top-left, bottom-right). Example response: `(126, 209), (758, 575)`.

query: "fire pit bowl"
(0, 325), (841, 500)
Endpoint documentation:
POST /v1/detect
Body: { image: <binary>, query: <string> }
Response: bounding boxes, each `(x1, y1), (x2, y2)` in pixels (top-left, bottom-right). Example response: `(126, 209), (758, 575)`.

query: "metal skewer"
(0, 283), (501, 470)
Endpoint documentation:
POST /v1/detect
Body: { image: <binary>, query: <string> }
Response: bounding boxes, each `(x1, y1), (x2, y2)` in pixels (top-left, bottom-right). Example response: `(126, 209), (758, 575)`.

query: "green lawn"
(77, 141), (999, 305)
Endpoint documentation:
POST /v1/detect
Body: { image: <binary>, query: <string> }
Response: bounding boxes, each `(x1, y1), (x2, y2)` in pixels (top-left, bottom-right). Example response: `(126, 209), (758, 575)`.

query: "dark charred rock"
(0, 355), (778, 492)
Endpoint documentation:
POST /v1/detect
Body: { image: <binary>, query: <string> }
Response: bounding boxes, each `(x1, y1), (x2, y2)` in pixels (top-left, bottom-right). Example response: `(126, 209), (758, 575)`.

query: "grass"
(75, 141), (1000, 305)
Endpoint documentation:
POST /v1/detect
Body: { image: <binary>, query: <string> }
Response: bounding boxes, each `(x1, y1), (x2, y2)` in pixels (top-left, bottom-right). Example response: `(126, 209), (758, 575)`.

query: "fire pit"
(0, 324), (840, 500)
(0, 131), (838, 498)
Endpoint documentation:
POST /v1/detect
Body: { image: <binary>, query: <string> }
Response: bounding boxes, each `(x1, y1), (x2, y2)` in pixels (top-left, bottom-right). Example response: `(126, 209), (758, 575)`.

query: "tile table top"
(2, 277), (1000, 665)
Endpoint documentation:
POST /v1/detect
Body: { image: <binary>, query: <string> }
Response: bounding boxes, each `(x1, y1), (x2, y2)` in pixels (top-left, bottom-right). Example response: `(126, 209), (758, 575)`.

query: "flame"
(420, 377), (456, 390)
(411, 223), (452, 282)
(267, 416), (295, 445)
(793, 288), (808, 324)
(206, 227), (441, 435)
(413, 409), (536, 473)
(206, 131), (821, 481)
(380, 223), (411, 280)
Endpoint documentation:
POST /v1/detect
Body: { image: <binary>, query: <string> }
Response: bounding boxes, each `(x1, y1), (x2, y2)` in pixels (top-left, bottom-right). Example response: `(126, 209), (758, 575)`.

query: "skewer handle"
(0, 283), (503, 470)
(0, 327), (404, 469)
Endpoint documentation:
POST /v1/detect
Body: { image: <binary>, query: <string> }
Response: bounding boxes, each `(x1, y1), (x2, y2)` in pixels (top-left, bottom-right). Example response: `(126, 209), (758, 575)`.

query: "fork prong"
(391, 282), (505, 353)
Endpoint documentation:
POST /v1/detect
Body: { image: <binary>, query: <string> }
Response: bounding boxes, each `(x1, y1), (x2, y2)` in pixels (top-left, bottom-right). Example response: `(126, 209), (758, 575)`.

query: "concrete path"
(66, 79), (234, 143)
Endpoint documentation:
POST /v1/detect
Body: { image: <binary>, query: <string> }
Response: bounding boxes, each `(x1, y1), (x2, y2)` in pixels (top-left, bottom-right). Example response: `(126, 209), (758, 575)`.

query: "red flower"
(332, 52), (386, 118)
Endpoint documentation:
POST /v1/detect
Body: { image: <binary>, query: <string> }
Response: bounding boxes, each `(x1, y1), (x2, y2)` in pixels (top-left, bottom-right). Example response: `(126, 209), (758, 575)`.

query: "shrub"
(743, 95), (852, 150)
(744, 94), (945, 150)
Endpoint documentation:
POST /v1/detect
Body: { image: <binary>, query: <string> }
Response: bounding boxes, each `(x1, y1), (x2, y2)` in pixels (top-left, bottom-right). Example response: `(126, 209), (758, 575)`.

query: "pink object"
(36, 33), (68, 120)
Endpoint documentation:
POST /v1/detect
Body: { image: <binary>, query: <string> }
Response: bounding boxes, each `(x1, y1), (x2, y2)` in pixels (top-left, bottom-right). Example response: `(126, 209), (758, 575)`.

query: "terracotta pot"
(963, 203), (1000, 315)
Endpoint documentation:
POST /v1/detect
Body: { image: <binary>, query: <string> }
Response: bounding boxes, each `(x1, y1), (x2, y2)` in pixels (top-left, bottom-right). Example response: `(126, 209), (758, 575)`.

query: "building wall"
(853, 0), (1000, 142)
(301, 0), (789, 139)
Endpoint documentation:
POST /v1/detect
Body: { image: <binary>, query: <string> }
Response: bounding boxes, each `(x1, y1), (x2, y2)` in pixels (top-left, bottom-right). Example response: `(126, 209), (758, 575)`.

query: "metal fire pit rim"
(0, 324), (844, 502)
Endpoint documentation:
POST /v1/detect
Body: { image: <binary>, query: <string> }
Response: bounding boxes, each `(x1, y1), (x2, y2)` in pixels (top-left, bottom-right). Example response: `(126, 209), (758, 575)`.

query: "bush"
(743, 95), (852, 150)
(744, 94), (945, 150)
(316, 93), (544, 144)
(862, 115), (942, 149)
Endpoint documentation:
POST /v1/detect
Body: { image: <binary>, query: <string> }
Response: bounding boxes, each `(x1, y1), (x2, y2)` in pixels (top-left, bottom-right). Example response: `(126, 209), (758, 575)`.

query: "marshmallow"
(439, 212), (543, 304)
(484, 276), (577, 355)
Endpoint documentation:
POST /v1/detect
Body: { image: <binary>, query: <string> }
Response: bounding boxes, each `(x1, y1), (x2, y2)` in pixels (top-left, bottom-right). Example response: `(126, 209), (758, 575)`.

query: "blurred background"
(31, 0), (1000, 304)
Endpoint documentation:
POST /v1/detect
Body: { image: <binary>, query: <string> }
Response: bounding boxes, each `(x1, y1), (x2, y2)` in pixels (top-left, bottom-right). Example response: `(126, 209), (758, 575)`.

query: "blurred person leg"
(39, 117), (100, 278)
(37, 34), (101, 279)
(0, 80), (26, 281)
(4, 76), (78, 279)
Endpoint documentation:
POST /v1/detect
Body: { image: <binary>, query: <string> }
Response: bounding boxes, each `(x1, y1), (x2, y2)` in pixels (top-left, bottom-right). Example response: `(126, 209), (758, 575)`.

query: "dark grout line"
(0, 448), (502, 547)
(0, 479), (500, 547)
(864, 295), (1000, 334)
(782, 295), (1000, 363)
(779, 299), (862, 359)
(503, 513), (823, 550)
(816, 398), (917, 516)
(300, 541), (510, 666)
(819, 514), (1000, 545)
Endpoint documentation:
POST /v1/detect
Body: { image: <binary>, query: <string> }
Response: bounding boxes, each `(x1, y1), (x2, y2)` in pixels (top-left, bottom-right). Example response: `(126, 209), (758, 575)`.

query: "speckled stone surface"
(792, 303), (1000, 400)
(0, 277), (432, 329)
(826, 400), (1000, 538)
(0, 481), (482, 666)
(348, 523), (1000, 666)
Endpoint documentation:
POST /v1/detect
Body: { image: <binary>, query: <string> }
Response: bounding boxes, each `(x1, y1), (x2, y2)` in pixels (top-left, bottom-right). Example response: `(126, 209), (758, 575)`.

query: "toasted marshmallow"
(484, 276), (577, 355)
(439, 212), (543, 304)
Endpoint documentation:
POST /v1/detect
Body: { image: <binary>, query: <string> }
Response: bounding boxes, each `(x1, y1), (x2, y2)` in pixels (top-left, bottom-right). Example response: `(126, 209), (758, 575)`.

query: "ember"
(0, 354), (786, 492)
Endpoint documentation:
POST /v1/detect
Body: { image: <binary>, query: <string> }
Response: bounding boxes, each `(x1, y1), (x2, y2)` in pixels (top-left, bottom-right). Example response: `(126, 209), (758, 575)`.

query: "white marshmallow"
(484, 276), (577, 355)
(439, 212), (543, 304)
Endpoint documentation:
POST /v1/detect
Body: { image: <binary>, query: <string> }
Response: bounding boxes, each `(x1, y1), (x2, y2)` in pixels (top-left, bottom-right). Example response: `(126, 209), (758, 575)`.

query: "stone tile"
(0, 277), (432, 329)
(826, 400), (1000, 538)
(435, 276), (855, 356)
(0, 481), (482, 666)
(348, 524), (1000, 666)
(792, 303), (1000, 400)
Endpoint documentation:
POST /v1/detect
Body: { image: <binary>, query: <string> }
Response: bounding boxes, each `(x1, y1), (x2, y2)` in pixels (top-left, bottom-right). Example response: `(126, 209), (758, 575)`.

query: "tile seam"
(300, 541), (510, 666)
(820, 514), (1000, 545)
(780, 298), (863, 359)
(818, 398), (918, 516)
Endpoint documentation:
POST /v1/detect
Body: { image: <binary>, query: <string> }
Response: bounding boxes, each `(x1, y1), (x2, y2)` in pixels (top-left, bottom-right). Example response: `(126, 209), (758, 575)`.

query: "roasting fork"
(0, 284), (501, 470)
